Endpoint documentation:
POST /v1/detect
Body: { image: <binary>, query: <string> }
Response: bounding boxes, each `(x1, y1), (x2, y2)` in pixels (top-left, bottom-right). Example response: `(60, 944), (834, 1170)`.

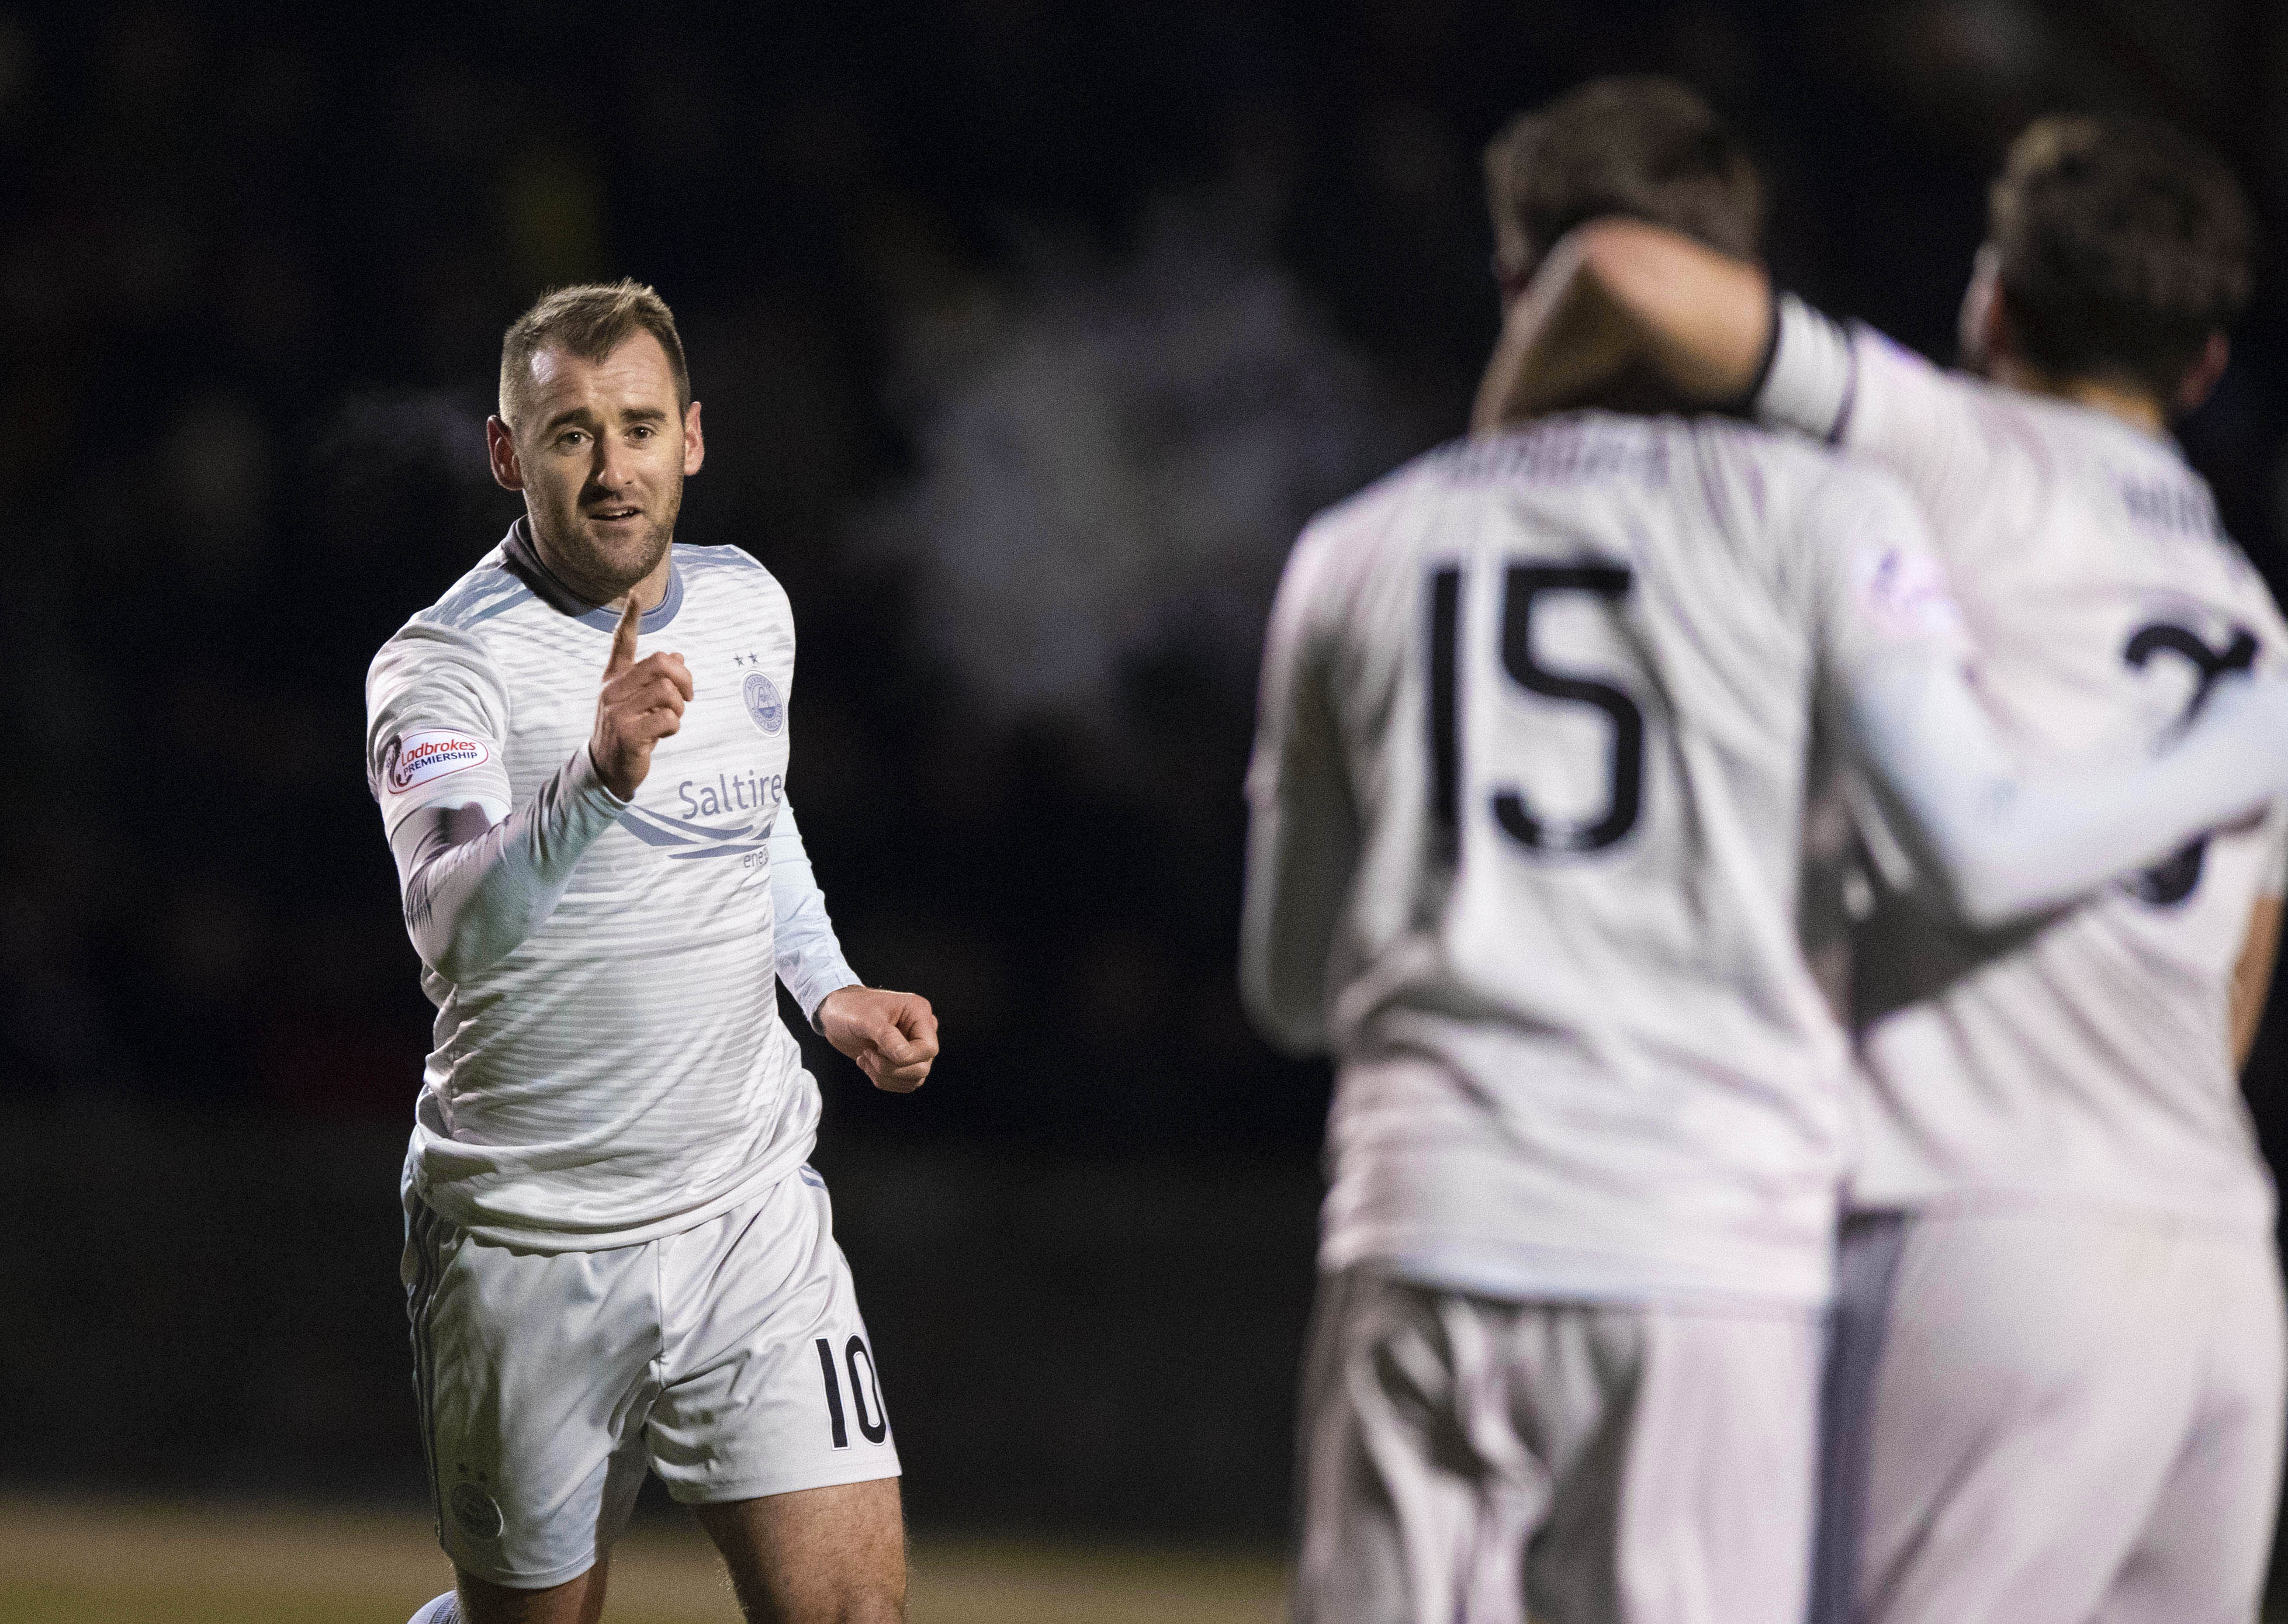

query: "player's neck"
(614, 553), (675, 613)
(525, 520), (676, 612)
(1988, 355), (2168, 437)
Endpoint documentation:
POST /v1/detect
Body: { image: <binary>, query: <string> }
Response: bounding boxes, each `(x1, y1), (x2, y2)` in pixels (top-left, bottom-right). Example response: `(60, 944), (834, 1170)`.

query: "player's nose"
(589, 448), (634, 490)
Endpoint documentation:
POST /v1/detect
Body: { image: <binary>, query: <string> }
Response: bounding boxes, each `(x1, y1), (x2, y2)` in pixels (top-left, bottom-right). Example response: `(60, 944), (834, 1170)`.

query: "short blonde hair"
(498, 279), (690, 429)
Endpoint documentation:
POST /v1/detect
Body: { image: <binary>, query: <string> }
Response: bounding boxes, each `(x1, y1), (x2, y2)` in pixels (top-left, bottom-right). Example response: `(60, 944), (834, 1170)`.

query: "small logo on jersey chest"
(742, 671), (785, 735)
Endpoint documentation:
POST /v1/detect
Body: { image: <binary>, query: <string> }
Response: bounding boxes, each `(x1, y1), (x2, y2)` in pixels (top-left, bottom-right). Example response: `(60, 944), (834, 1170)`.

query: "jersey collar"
(499, 516), (686, 635)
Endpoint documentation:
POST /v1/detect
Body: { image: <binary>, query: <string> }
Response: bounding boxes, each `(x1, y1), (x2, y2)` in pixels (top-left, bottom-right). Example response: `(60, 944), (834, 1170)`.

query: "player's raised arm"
(378, 594), (688, 980)
(1473, 216), (2006, 525)
(1472, 219), (1773, 435)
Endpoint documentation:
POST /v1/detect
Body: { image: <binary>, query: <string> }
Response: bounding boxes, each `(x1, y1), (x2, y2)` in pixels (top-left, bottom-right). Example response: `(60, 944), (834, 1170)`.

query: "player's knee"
(728, 1582), (902, 1624)
(828, 1593), (905, 1624)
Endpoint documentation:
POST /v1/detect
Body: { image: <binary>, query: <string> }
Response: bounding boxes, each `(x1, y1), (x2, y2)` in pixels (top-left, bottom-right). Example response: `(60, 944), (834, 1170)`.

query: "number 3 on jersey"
(2121, 619), (2258, 906)
(1430, 560), (1647, 858)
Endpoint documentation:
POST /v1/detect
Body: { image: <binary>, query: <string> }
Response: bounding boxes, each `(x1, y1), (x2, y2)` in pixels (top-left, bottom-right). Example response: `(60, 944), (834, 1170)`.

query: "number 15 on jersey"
(1429, 560), (1650, 861)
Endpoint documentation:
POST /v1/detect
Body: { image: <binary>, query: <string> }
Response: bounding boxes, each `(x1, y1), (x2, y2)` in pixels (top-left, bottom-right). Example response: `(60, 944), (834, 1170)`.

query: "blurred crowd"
(5, 0), (2288, 1157)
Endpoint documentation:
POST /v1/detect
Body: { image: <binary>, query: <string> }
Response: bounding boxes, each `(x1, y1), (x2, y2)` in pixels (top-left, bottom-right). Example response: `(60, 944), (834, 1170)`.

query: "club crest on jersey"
(383, 729), (490, 794)
(450, 1480), (503, 1541)
(743, 671), (785, 735)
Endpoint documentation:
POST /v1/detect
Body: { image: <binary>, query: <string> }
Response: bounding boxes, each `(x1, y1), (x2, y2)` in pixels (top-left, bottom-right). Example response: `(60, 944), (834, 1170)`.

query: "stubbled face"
(489, 331), (704, 604)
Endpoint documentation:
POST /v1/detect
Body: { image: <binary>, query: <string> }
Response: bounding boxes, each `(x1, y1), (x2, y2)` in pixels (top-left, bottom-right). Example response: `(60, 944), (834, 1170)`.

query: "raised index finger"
(604, 593), (642, 680)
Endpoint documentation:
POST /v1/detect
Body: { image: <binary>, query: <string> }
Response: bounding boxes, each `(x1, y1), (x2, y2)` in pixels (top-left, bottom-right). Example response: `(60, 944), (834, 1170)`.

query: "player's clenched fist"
(818, 986), (940, 1093)
(589, 593), (693, 801)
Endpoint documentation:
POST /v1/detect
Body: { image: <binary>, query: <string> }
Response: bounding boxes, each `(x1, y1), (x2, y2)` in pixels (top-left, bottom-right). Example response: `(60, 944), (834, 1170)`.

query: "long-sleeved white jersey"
(1760, 299), (2288, 1234)
(1244, 414), (1977, 1307)
(365, 520), (859, 1252)
(1242, 409), (2288, 1308)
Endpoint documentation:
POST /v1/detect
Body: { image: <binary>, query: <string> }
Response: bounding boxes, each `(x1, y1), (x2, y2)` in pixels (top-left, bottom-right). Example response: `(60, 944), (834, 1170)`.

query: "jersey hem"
(406, 1127), (818, 1255)
(1844, 1180), (2277, 1235)
(1320, 1227), (1833, 1309)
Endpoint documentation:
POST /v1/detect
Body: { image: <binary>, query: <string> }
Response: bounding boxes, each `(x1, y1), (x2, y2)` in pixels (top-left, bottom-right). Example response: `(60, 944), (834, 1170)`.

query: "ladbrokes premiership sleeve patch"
(382, 728), (492, 795)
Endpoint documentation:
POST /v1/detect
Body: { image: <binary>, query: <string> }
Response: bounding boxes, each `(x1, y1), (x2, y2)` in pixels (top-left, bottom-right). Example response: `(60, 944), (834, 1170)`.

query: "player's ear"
(487, 415), (525, 492)
(682, 400), (705, 477)
(2176, 331), (2230, 417)
(1957, 244), (2006, 375)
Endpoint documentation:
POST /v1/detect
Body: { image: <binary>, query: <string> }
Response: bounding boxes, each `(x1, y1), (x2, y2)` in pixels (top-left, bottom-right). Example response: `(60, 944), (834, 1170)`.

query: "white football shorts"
(401, 1163), (899, 1588)
(1816, 1207), (2286, 1624)
(1293, 1267), (1820, 1624)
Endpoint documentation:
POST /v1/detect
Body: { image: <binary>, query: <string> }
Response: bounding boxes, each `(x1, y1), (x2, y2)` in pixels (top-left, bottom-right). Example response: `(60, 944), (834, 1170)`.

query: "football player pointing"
(1246, 82), (2288, 1624)
(369, 281), (933, 1624)
(1484, 117), (2288, 1624)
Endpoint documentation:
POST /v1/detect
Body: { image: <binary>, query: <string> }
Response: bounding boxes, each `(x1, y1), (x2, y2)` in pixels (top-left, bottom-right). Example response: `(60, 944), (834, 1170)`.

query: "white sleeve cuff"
(1756, 293), (1858, 444)
(575, 743), (632, 811)
(802, 971), (864, 1033)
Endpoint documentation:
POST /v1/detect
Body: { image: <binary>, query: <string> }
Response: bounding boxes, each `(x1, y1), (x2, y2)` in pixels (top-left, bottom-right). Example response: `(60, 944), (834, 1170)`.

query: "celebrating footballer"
(366, 282), (935, 1624)
(1245, 79), (2288, 1624)
(1481, 107), (2288, 1624)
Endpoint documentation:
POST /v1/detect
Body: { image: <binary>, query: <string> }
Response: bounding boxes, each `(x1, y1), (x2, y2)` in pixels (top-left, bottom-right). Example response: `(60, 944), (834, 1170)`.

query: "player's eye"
(557, 430), (586, 448)
(631, 425), (653, 439)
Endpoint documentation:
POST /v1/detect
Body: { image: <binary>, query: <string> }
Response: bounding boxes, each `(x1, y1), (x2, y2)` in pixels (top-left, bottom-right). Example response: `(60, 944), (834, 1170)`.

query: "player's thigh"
(1808, 1213), (1910, 1624)
(1532, 1303), (1819, 1624)
(2094, 1236), (2287, 1624)
(646, 1169), (902, 1508)
(1294, 1270), (1589, 1624)
(452, 1559), (610, 1624)
(407, 1196), (660, 1591)
(695, 1477), (906, 1624)
(1856, 1209), (2196, 1624)
(1291, 1268), (1454, 1624)
(1292, 1272), (1814, 1624)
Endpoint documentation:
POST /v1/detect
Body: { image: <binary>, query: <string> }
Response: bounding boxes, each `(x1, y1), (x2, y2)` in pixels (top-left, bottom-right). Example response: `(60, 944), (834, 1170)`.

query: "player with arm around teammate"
(1244, 80), (2288, 1624)
(1482, 116), (2288, 1624)
(369, 282), (935, 1624)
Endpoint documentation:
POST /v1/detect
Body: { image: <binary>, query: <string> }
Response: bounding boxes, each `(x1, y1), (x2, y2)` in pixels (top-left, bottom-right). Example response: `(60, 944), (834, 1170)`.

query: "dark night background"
(5, 0), (2288, 1563)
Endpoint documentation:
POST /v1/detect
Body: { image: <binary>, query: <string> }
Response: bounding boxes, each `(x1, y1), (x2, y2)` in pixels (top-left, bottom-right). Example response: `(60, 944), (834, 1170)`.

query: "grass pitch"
(0, 1496), (1287, 1623)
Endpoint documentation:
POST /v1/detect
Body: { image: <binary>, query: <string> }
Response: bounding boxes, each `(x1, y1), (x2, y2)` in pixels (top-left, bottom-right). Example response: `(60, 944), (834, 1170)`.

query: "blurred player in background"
(365, 281), (936, 1624)
(1242, 79), (2288, 1624)
(1482, 116), (2285, 1624)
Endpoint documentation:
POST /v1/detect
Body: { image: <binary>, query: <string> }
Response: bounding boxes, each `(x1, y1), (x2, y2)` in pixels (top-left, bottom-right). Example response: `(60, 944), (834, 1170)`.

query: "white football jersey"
(1763, 302), (2288, 1232)
(1246, 413), (1964, 1307)
(366, 521), (822, 1251)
